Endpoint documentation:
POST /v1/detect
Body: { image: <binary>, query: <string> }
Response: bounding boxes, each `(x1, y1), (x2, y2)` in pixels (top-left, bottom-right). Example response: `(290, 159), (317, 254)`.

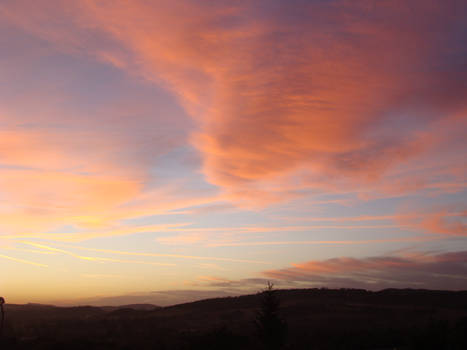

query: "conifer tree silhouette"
(255, 282), (287, 349)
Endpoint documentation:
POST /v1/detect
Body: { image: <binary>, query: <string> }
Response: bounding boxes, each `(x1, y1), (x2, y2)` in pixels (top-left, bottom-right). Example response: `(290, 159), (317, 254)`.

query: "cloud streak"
(206, 236), (438, 247)
(20, 241), (176, 266)
(26, 242), (269, 265)
(0, 253), (48, 268)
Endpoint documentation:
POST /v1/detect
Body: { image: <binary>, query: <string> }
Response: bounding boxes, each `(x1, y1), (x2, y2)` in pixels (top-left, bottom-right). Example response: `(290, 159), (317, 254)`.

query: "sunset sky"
(1, 0), (466, 306)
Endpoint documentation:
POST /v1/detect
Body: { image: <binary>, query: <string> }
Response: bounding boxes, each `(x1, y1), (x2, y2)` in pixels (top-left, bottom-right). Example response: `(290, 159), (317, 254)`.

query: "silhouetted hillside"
(100, 304), (161, 312)
(1, 288), (467, 349)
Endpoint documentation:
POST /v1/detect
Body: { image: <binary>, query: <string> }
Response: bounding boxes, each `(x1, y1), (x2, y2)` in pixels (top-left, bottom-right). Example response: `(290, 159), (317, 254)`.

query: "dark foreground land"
(1, 288), (467, 349)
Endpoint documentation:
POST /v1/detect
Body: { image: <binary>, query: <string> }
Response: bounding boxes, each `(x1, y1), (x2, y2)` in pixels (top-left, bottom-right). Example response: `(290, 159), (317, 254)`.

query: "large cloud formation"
(2, 0), (465, 208)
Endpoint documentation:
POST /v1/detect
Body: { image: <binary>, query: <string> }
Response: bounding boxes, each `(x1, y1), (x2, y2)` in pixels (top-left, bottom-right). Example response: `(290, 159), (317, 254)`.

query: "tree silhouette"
(255, 282), (287, 349)
(0, 297), (5, 337)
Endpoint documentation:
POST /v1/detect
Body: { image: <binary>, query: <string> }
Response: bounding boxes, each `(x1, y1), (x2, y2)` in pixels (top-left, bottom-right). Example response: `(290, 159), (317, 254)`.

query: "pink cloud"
(0, 0), (465, 208)
(76, 0), (466, 205)
(263, 250), (467, 290)
(0, 124), (218, 235)
(397, 210), (467, 236)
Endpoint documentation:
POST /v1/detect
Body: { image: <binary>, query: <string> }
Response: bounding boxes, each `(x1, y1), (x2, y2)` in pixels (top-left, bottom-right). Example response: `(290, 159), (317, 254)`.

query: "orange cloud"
(419, 212), (466, 236)
(0, 168), (140, 232)
(0, 124), (219, 237)
(397, 210), (467, 236)
(74, 0), (466, 205)
(0, 0), (465, 215)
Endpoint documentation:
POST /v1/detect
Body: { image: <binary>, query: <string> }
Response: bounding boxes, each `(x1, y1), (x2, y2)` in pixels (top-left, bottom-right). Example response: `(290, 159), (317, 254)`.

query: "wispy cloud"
(0, 253), (48, 267)
(20, 241), (175, 266)
(21, 241), (268, 265)
(396, 210), (467, 236)
(206, 236), (439, 247)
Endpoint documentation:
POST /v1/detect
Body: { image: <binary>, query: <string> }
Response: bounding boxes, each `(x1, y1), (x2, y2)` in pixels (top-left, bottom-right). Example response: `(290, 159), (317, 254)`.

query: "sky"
(0, 0), (466, 306)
